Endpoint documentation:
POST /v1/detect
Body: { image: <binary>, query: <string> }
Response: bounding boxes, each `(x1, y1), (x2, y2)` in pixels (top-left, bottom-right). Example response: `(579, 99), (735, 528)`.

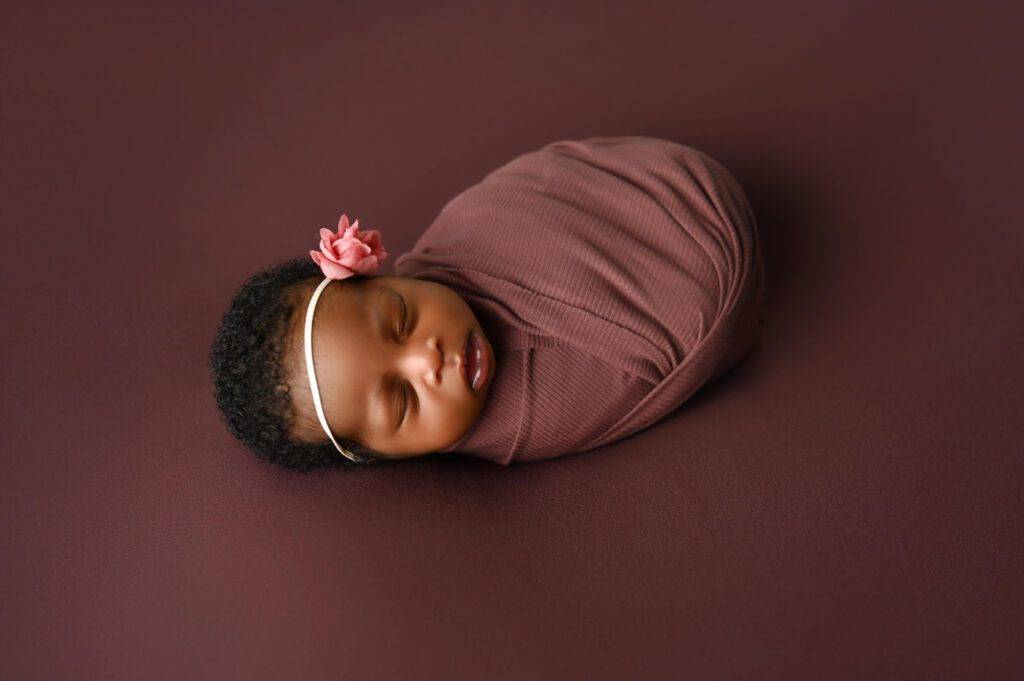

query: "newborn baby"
(209, 136), (766, 471)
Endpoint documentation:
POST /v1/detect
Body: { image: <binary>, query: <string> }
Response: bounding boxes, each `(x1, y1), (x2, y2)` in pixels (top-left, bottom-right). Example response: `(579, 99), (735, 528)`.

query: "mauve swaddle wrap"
(393, 136), (765, 465)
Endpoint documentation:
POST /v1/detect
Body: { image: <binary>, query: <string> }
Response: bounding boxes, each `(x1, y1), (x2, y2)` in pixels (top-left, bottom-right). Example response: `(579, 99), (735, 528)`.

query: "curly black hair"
(208, 257), (385, 472)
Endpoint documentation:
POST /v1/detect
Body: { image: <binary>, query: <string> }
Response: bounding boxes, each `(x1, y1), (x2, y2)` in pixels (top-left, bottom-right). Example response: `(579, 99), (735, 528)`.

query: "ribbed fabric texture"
(393, 136), (766, 465)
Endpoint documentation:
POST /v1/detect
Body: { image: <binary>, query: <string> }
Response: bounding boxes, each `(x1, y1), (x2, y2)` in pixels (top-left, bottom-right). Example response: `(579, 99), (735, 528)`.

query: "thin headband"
(303, 213), (388, 464)
(303, 276), (361, 463)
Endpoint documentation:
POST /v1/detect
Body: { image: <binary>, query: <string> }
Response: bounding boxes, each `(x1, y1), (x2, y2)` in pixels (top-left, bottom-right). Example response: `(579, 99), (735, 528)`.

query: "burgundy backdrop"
(2, 2), (1021, 679)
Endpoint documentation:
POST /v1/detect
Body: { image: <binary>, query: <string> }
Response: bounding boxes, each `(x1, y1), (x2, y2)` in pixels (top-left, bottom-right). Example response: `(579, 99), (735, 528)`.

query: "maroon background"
(2, 2), (1021, 679)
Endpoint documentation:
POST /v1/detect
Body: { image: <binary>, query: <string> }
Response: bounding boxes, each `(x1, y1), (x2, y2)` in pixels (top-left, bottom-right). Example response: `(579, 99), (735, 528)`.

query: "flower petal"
(360, 229), (381, 249)
(320, 239), (339, 261)
(351, 255), (379, 275)
(334, 240), (371, 267)
(318, 258), (354, 280)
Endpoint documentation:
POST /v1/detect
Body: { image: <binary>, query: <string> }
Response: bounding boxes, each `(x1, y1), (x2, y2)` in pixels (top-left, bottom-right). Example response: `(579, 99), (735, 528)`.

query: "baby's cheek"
(420, 395), (479, 451)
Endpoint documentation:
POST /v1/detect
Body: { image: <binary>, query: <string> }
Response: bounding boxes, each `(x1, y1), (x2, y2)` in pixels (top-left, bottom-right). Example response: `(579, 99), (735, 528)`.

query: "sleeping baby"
(209, 136), (766, 471)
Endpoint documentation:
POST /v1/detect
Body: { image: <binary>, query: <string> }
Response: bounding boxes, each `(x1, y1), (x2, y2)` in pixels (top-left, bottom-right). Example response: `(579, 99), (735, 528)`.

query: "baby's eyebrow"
(375, 287), (405, 338)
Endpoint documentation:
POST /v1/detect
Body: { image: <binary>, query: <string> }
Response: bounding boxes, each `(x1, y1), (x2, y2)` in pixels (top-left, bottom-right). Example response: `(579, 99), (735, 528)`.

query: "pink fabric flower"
(309, 214), (388, 280)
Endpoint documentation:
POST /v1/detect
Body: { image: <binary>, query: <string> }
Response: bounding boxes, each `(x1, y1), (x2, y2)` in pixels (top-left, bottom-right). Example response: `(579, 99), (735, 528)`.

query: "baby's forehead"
(279, 277), (372, 438)
(284, 276), (374, 341)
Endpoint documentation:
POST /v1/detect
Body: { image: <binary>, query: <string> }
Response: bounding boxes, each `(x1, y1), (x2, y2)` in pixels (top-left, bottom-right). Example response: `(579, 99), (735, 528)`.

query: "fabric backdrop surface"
(2, 2), (1021, 680)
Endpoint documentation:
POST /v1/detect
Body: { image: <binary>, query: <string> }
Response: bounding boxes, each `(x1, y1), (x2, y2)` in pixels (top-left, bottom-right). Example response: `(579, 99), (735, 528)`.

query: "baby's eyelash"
(394, 378), (407, 426)
(400, 381), (415, 425)
(394, 296), (410, 340)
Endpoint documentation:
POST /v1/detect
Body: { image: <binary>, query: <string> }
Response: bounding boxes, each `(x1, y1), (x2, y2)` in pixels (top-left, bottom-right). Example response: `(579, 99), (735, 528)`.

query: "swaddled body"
(394, 136), (766, 465)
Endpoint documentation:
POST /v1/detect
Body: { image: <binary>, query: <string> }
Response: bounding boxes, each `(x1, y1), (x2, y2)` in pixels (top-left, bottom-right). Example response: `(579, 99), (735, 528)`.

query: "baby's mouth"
(461, 330), (490, 393)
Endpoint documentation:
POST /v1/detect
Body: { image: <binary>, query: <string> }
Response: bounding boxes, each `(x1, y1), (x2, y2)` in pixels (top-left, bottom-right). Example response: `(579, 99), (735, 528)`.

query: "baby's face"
(283, 275), (495, 459)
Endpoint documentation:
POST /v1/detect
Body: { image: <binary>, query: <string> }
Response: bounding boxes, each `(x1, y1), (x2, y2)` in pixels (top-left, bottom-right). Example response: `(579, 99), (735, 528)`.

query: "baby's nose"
(397, 336), (444, 384)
